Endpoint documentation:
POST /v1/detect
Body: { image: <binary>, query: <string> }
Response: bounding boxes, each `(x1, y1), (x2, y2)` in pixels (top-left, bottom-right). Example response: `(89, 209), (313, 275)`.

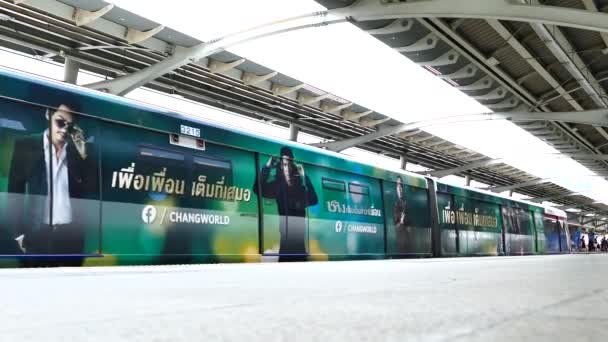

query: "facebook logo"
(141, 205), (157, 224)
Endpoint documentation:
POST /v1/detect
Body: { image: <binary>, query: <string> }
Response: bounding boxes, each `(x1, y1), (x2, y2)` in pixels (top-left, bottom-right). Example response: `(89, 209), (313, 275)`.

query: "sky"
(5, 0), (608, 207)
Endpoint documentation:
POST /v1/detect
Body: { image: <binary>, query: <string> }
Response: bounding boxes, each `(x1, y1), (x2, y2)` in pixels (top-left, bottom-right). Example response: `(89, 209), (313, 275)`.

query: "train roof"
(435, 179), (567, 218)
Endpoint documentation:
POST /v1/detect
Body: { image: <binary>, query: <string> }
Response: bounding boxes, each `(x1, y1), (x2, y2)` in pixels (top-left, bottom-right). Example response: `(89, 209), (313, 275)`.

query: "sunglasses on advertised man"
(55, 118), (76, 133)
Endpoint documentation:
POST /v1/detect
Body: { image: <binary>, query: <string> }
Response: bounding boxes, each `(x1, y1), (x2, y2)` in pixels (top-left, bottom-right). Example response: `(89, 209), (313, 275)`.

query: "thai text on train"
(326, 200), (382, 217)
(440, 208), (498, 228)
(111, 162), (252, 202)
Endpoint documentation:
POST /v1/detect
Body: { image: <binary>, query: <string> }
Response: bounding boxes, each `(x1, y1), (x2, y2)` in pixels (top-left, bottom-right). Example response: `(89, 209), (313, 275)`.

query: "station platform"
(1, 254), (606, 341)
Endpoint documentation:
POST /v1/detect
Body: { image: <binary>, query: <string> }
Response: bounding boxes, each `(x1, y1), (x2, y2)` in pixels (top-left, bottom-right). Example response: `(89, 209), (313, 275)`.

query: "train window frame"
(139, 146), (185, 161)
(348, 182), (369, 196)
(322, 178), (346, 192)
(193, 155), (232, 170)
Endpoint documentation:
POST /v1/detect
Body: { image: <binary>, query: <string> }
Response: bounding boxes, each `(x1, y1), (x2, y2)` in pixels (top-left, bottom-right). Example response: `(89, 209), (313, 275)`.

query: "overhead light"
(0, 14), (13, 21)
(566, 208), (581, 213)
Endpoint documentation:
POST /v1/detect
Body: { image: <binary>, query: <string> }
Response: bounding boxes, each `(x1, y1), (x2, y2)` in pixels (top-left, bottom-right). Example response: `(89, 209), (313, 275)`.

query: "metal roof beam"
(438, 63), (477, 80)
(529, 192), (579, 203)
(242, 71), (278, 86)
(298, 93), (331, 106)
(508, 181), (549, 194)
(360, 117), (391, 127)
(524, 6), (608, 147)
(85, 11), (347, 95)
(486, 19), (584, 111)
(312, 109), (608, 151)
(73, 3), (113, 27)
(395, 33), (439, 52)
(333, 0), (608, 34)
(321, 101), (353, 114)
(209, 59), (246, 74)
(272, 83), (305, 96)
(582, 0), (608, 51)
(342, 110), (374, 121)
(471, 87), (508, 101)
(486, 97), (520, 110)
(364, 18), (413, 35)
(429, 158), (503, 177)
(55, 0), (608, 96)
(86, 43), (217, 95)
(125, 25), (165, 45)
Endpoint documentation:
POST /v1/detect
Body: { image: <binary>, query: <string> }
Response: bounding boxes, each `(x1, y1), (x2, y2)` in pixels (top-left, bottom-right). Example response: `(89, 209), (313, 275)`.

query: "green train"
(0, 67), (570, 267)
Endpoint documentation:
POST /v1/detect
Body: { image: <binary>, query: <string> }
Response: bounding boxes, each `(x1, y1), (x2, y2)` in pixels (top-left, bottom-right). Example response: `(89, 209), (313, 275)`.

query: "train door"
(500, 206), (508, 255)
(384, 176), (432, 256)
(543, 215), (561, 253)
(437, 192), (458, 255)
(257, 152), (323, 261)
(533, 211), (545, 254)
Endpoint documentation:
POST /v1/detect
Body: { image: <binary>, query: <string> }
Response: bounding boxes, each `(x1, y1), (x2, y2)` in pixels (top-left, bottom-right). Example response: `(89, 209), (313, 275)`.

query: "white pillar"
(399, 154), (407, 170)
(289, 124), (299, 142)
(64, 58), (79, 84)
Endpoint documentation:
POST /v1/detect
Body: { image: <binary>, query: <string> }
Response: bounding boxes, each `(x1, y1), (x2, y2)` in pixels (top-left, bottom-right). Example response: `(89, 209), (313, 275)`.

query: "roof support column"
(399, 153), (407, 171)
(289, 124), (299, 142)
(465, 176), (471, 187)
(63, 57), (79, 84)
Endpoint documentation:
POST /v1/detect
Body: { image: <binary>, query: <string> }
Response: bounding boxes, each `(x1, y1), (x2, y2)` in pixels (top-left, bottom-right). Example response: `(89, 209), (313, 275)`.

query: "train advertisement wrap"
(384, 177), (432, 256)
(99, 120), (260, 265)
(0, 68), (571, 267)
(257, 151), (386, 261)
(0, 100), (101, 267)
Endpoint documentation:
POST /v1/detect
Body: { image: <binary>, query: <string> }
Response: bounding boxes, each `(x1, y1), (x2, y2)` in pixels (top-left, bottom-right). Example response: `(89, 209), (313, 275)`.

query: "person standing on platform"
(8, 102), (97, 266)
(580, 234), (586, 251)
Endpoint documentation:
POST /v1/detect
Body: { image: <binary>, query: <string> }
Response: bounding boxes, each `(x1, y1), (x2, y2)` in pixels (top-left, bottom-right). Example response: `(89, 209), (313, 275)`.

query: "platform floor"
(0, 254), (607, 342)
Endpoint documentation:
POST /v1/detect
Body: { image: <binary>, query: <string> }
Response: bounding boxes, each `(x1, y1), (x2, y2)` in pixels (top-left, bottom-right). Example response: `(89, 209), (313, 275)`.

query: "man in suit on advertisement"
(8, 102), (97, 266)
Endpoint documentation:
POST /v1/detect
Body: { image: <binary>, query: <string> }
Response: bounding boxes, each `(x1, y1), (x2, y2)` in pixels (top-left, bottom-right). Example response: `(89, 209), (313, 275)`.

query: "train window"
(193, 156), (231, 170)
(348, 183), (369, 196)
(139, 146), (184, 161)
(322, 178), (346, 192)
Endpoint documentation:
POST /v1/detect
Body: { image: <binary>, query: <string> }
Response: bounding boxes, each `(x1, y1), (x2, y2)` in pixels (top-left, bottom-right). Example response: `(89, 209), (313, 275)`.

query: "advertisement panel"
(384, 178), (431, 255)
(98, 120), (260, 265)
(257, 147), (385, 261)
(437, 192), (458, 255)
(0, 99), (100, 266)
(452, 196), (501, 256)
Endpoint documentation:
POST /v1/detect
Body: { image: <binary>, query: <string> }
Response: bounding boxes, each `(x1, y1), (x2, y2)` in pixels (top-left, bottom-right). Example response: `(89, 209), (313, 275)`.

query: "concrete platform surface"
(0, 254), (607, 342)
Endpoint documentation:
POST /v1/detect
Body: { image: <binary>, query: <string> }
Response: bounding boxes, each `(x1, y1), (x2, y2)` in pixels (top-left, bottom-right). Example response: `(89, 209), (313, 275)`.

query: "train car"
(0, 67), (570, 267)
